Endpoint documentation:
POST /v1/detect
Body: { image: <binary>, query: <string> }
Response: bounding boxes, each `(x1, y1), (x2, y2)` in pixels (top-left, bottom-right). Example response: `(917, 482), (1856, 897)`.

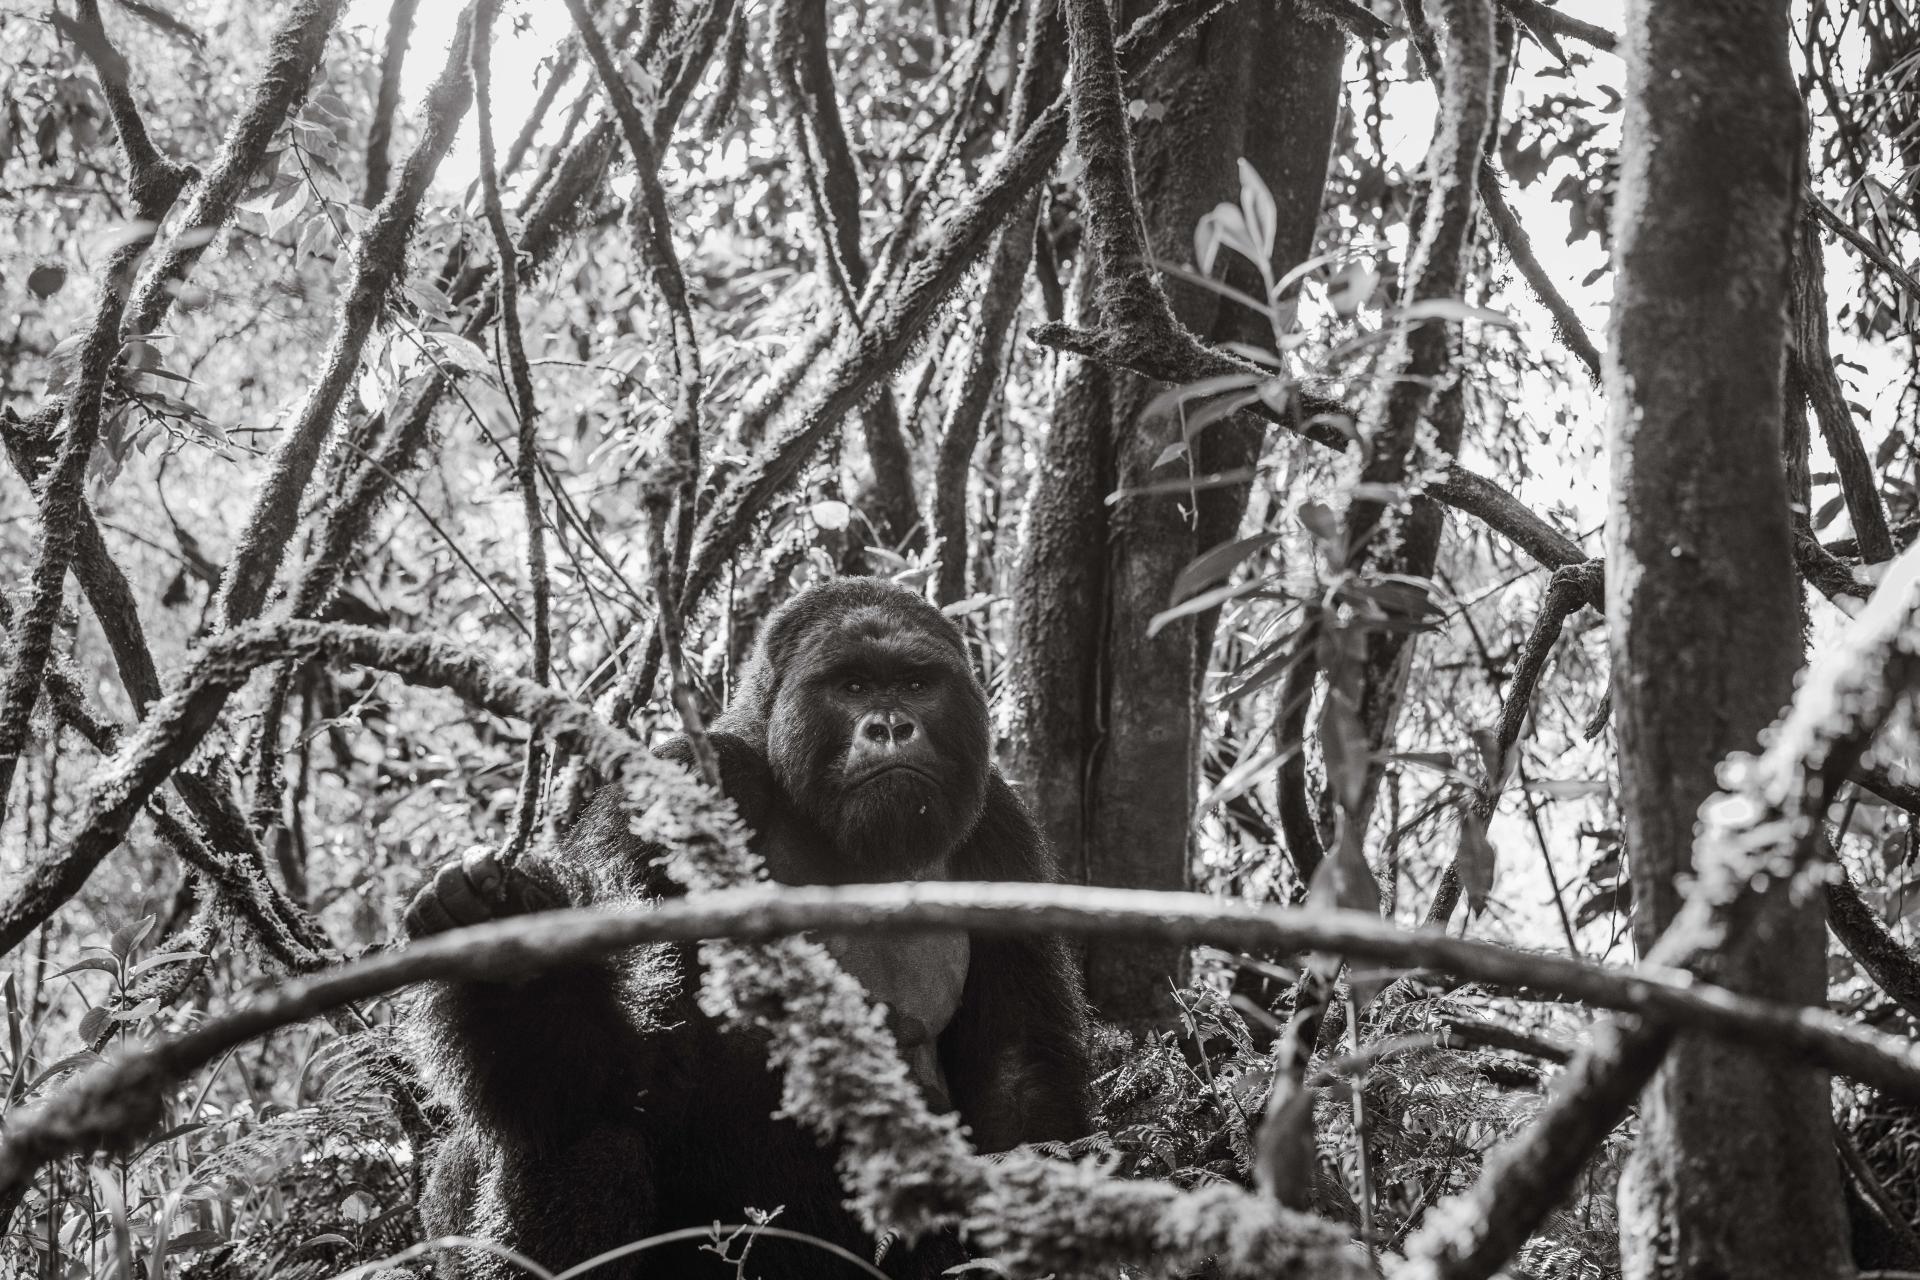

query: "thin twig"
(474, 0), (553, 859)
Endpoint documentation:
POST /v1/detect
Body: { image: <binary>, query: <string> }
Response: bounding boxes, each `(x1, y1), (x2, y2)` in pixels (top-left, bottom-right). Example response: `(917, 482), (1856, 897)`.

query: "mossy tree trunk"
(1607, 2), (1851, 1274)
(1008, 2), (1346, 1027)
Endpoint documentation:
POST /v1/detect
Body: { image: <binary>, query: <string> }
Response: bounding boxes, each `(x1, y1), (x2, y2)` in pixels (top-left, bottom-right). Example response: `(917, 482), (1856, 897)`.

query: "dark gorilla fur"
(407, 578), (1091, 1278)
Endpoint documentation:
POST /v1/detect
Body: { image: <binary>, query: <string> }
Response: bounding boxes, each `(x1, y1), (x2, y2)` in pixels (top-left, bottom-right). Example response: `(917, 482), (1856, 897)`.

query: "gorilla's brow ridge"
(809, 610), (961, 677)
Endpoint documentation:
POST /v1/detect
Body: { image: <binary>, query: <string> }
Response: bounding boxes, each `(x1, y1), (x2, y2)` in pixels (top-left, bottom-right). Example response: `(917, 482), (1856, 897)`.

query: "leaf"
(109, 914), (156, 962)
(1146, 578), (1265, 638)
(1324, 260), (1379, 318)
(1457, 809), (1497, 914)
(1525, 777), (1608, 800)
(161, 1229), (225, 1253)
(1574, 881), (1632, 930)
(1215, 629), (1310, 705)
(1196, 746), (1286, 819)
(1397, 298), (1516, 328)
(133, 1121), (208, 1161)
(28, 1049), (103, 1092)
(127, 949), (206, 976)
(1193, 202), (1264, 276)
(1297, 501), (1342, 551)
(1141, 372), (1264, 425)
(114, 996), (160, 1022)
(27, 263), (67, 299)
(1105, 467), (1258, 503)
(809, 499), (852, 531)
(1813, 494), (1845, 531)
(44, 333), (86, 394)
(429, 332), (495, 377)
(1171, 532), (1282, 605)
(1237, 158), (1277, 267)
(51, 956), (121, 981)
(79, 1005), (113, 1044)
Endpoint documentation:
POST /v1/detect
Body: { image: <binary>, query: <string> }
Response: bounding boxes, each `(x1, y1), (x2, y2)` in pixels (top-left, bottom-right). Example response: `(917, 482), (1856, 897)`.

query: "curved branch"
(70, 0), (196, 216)
(1499, 0), (1617, 55)
(0, 618), (674, 958)
(1408, 533), (1920, 1279)
(1480, 171), (1602, 382)
(930, 0), (1061, 604)
(12, 879), (1920, 1198)
(1827, 864), (1920, 1023)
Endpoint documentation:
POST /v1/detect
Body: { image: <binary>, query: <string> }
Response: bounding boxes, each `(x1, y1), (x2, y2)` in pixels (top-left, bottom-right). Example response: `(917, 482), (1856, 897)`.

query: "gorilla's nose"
(859, 711), (917, 747)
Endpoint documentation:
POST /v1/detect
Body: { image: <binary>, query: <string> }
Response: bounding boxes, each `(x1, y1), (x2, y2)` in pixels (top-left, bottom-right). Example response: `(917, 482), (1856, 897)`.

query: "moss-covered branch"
(212, 5), (478, 628)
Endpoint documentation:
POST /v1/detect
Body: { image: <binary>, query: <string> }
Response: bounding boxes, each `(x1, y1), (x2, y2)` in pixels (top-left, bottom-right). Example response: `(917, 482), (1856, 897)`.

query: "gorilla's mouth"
(849, 762), (938, 789)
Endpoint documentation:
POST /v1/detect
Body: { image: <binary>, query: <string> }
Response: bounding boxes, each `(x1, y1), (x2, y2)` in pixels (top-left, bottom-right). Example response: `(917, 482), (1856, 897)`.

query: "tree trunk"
(1008, 1), (1344, 1027)
(1607, 3), (1850, 1275)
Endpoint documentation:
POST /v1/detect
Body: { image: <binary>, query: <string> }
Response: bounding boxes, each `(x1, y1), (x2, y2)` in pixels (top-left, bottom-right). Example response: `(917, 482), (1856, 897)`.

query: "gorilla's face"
(765, 604), (990, 873)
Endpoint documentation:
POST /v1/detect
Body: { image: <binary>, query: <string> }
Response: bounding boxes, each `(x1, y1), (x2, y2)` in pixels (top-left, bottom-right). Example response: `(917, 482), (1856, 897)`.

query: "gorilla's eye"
(907, 678), (927, 693)
(844, 679), (868, 695)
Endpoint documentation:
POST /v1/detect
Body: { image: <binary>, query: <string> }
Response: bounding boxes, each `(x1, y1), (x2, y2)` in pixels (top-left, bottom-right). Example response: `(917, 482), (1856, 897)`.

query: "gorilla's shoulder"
(653, 731), (777, 828)
(570, 732), (777, 863)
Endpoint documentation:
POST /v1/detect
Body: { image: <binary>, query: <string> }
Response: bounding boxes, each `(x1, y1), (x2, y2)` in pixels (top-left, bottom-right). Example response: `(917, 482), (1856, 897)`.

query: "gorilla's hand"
(404, 848), (567, 939)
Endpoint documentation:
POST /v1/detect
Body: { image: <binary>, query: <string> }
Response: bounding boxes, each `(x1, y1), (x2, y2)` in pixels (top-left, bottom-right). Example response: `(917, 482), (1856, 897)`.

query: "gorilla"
(402, 577), (1091, 1278)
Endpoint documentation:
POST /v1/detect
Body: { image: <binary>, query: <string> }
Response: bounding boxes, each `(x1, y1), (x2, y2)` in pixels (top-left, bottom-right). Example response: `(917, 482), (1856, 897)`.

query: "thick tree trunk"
(1607, 3), (1850, 1276)
(1007, 1), (1344, 1027)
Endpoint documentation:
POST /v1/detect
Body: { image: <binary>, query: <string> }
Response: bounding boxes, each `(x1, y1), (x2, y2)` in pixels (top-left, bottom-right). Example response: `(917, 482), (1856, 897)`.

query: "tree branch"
(1407, 534), (1920, 1278)
(474, 0), (553, 857)
(68, 0), (196, 217)
(1827, 863), (1920, 1023)
(1812, 193), (1920, 305)
(212, 4), (477, 629)
(362, 0), (422, 205)
(1790, 213), (1894, 563)
(0, 292), (124, 826)
(1499, 0), (1617, 55)
(930, 0), (1061, 604)
(124, 0), (344, 338)
(13, 878), (1920, 1199)
(679, 0), (1241, 621)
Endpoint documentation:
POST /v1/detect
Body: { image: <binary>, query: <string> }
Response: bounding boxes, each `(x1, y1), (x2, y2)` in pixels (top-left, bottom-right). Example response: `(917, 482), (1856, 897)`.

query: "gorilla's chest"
(822, 927), (969, 1107)
(752, 808), (972, 1103)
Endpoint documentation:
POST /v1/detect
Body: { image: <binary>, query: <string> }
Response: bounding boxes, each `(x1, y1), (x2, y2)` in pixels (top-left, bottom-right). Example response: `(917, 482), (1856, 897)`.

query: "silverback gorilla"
(402, 578), (1091, 1277)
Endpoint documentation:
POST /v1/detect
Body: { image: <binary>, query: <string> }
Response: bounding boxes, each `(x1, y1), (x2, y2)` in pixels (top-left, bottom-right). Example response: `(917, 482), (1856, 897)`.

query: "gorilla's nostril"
(893, 721), (916, 743)
(863, 719), (891, 743)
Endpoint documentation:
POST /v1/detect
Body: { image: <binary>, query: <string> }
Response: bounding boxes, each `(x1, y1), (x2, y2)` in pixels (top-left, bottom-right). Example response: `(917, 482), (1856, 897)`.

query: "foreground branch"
(13, 881), (1920, 1199)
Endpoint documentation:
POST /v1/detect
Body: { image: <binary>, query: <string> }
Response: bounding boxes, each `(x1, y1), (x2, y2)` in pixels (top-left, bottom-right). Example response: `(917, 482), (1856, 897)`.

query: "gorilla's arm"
(407, 732), (773, 1147)
(939, 771), (1093, 1151)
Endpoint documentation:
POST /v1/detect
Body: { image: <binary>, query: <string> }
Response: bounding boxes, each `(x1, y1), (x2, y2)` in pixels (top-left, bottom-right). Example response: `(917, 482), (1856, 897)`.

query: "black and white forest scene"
(4, 0), (1920, 1277)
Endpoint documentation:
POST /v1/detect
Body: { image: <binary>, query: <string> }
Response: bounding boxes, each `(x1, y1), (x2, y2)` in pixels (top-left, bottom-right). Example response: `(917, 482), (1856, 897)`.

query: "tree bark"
(1607, 2), (1850, 1275)
(1007, 0), (1344, 1027)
